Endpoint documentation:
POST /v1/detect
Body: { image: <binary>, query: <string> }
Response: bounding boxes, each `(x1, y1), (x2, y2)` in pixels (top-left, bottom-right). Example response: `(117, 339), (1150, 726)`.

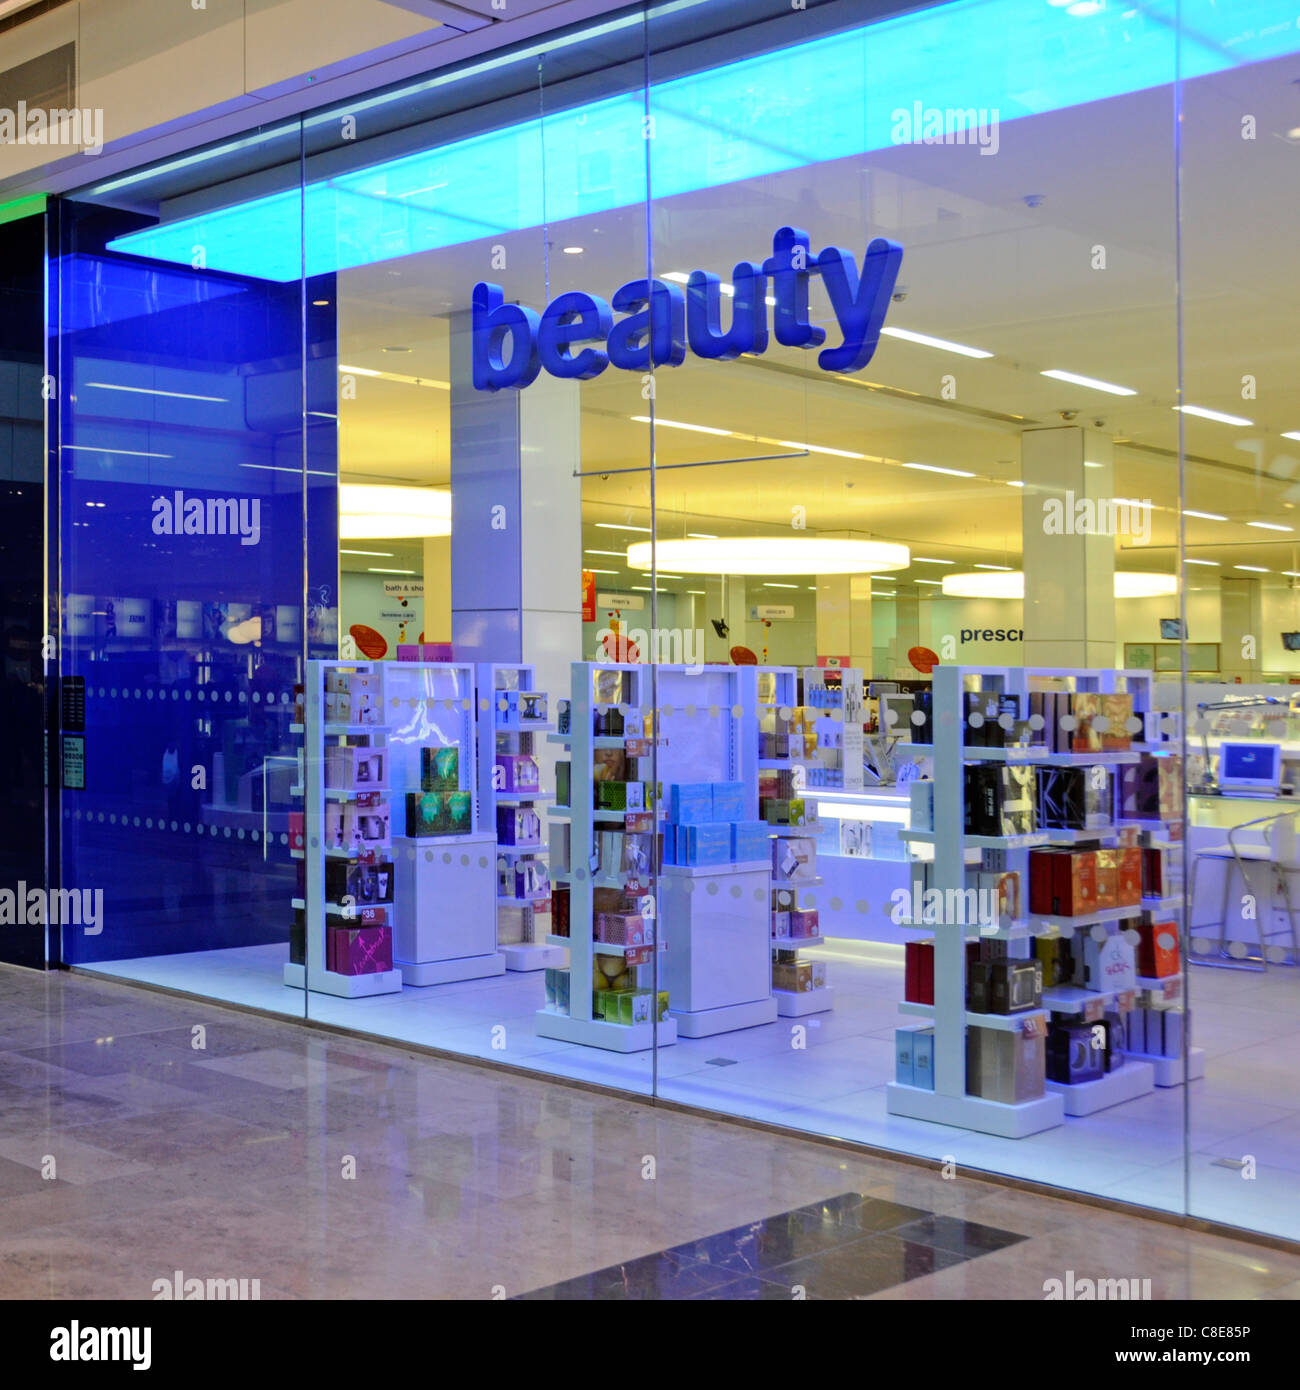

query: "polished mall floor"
(84, 933), (1300, 1241)
(1, 964), (1297, 1299)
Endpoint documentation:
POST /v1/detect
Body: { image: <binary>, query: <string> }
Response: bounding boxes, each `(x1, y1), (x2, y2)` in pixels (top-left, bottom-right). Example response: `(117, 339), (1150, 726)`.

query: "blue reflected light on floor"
(107, 0), (1300, 282)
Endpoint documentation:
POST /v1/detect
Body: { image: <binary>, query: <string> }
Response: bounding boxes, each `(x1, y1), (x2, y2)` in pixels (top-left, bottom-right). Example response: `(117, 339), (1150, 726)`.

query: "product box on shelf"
(668, 783), (713, 824)
(1037, 766), (1110, 830)
(771, 959), (826, 993)
(965, 764), (1037, 836)
(1034, 934), (1075, 988)
(770, 908), (791, 938)
(325, 796), (392, 852)
(1082, 931), (1137, 993)
(552, 883), (570, 937)
(1101, 693), (1135, 750)
(967, 1023), (1045, 1103)
(497, 805), (541, 846)
(974, 869), (1021, 927)
(421, 745), (459, 792)
(988, 959), (1042, 1014)
(772, 836), (817, 881)
(1029, 849), (1098, 917)
(513, 860), (550, 902)
(710, 781), (746, 822)
(1135, 920), (1180, 978)
(327, 923), (393, 975)
(405, 789), (471, 837)
(1101, 1008), (1126, 1072)
(395, 642), (453, 662)
(904, 939), (935, 1005)
(325, 745), (388, 790)
(677, 822), (732, 866)
(290, 914), (305, 966)
(1116, 846), (1143, 904)
(555, 761), (571, 807)
(967, 959), (992, 1013)
(1070, 692), (1104, 752)
(763, 797), (809, 826)
(789, 908), (819, 938)
(731, 820), (771, 862)
(1094, 848), (1119, 909)
(1046, 1021), (1105, 1084)
(289, 811), (305, 853)
(909, 780), (933, 831)
(548, 822), (571, 872)
(324, 858), (394, 905)
(543, 966), (571, 1014)
(911, 1026), (935, 1089)
(496, 754), (540, 793)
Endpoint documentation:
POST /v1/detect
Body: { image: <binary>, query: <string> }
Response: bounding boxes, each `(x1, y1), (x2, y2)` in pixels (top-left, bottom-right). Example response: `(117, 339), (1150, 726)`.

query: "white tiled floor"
(85, 939), (1300, 1242)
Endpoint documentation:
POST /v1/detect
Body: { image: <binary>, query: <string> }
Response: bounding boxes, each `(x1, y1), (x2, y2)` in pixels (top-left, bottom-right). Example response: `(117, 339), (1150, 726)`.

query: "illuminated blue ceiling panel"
(107, 0), (1300, 282)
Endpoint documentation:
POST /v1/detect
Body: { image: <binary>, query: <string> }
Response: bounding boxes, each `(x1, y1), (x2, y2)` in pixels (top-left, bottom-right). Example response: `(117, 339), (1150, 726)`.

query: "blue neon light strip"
(107, 0), (1300, 283)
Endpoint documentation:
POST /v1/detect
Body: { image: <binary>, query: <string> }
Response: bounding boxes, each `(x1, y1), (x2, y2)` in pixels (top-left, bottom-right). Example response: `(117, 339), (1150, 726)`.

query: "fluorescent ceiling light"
(764, 582), (799, 588)
(903, 462), (975, 478)
(913, 557), (954, 565)
(62, 444), (172, 459)
(1246, 521), (1293, 532)
(338, 365), (448, 390)
(562, 246), (584, 254)
(85, 382), (228, 403)
(1282, 432), (1300, 442)
(1083, 461), (1104, 469)
(1174, 405), (1253, 426)
(974, 563), (1013, 571)
(584, 549), (626, 557)
(1183, 510), (1228, 521)
(341, 549), (394, 557)
(942, 571), (1177, 599)
(340, 484), (450, 539)
(880, 327), (993, 359)
(915, 579), (942, 586)
(1183, 558), (1218, 566)
(1284, 572), (1300, 578)
(367, 567), (416, 575)
(596, 522), (652, 533)
(662, 271), (776, 306)
(1234, 565), (1269, 573)
(777, 440), (867, 459)
(1007, 480), (1025, 488)
(687, 532), (718, 539)
(1039, 369), (1136, 396)
(626, 537), (909, 576)
(586, 568), (620, 575)
(630, 415), (734, 436)
(687, 589), (706, 595)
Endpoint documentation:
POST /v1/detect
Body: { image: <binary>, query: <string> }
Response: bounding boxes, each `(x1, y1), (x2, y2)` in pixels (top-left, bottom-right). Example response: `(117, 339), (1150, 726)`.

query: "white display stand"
(286, 658), (402, 998)
(887, 665), (1171, 1137)
(800, 665), (864, 791)
(477, 661), (562, 973)
(659, 861), (777, 1036)
(385, 660), (501, 986)
(392, 831), (504, 983)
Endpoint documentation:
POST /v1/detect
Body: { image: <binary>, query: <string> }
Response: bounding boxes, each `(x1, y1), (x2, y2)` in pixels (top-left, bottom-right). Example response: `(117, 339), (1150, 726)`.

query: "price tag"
(626, 946), (652, 967)
(1082, 997), (1105, 1024)
(1020, 1013), (1044, 1039)
(625, 739), (651, 757)
(1117, 989), (1136, 1014)
(626, 812), (653, 833)
(1161, 977), (1181, 1003)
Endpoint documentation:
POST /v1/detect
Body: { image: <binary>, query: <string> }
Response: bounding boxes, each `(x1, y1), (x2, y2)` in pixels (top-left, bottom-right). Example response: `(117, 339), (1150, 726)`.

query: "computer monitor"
(1217, 741), (1282, 793)
(1160, 617), (1186, 640)
(1282, 632), (1300, 653)
(880, 692), (916, 737)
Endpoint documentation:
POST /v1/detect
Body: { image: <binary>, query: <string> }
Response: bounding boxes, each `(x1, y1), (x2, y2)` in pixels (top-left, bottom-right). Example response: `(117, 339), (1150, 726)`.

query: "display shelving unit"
(287, 658), (402, 998)
(800, 665), (864, 791)
(387, 660), (503, 986)
(888, 664), (1173, 1137)
(477, 662), (562, 973)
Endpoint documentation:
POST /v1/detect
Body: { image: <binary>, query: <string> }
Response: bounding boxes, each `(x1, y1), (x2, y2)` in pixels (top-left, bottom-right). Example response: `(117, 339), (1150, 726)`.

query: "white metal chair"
(1189, 810), (1300, 968)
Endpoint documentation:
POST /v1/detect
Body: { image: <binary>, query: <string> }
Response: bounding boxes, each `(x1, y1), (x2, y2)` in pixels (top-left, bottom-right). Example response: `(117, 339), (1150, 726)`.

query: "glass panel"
(53, 122), (310, 1019)
(1179, 2), (1300, 1243)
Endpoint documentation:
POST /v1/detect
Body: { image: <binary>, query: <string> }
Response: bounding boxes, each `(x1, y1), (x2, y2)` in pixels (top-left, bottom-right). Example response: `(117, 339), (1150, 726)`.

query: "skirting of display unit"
(669, 995), (779, 1037)
(1128, 1046), (1205, 1087)
(395, 952), (506, 986)
(1045, 1059), (1155, 1115)
(534, 1009), (678, 1052)
(885, 1083), (1065, 1138)
(501, 942), (564, 972)
(282, 963), (403, 997)
(774, 985), (834, 1016)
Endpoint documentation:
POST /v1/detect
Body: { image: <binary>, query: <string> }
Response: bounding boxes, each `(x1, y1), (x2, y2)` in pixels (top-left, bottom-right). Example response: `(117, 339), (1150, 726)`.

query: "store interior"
(58, 3), (1300, 1244)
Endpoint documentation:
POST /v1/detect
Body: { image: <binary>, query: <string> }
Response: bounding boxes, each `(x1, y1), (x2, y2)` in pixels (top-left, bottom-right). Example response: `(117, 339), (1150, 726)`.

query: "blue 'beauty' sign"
(471, 226), (903, 391)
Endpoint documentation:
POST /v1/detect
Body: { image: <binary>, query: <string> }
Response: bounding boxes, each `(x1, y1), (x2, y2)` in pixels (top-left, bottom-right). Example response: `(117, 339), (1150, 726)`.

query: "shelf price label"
(626, 813), (654, 833)
(1082, 997), (1105, 1023)
(626, 946), (652, 967)
(1020, 1014), (1044, 1039)
(1117, 989), (1136, 1013)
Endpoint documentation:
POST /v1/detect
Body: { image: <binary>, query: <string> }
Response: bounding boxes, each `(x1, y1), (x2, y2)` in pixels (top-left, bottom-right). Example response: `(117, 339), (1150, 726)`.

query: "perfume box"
(1102, 1008), (1126, 1071)
(555, 761), (571, 807)
(711, 781), (746, 822)
(518, 691), (547, 723)
(1094, 849), (1119, 909)
(1035, 933), (1075, 988)
(771, 960), (826, 993)
(770, 909), (791, 939)
(1116, 846), (1142, 905)
(911, 1026), (935, 1091)
(1070, 692), (1104, 752)
(967, 959), (992, 1014)
(1136, 920), (1180, 978)
(678, 822), (731, 865)
(326, 745), (388, 790)
(496, 754), (540, 793)
(772, 836), (817, 881)
(514, 860), (550, 901)
(328, 924), (392, 976)
(905, 939), (934, 1005)
(1029, 849), (1098, 917)
(967, 1024), (1044, 1103)
(1037, 765), (1110, 830)
(988, 959), (1042, 1013)
(669, 783), (713, 824)
(497, 805), (541, 846)
(324, 859), (394, 905)
(1082, 932), (1137, 992)
(732, 820), (771, 862)
(909, 780), (934, 831)
(1046, 1021), (1104, 1084)
(895, 1026), (918, 1087)
(975, 870), (1021, 927)
(1101, 693), (1134, 750)
(407, 791), (467, 836)
(789, 908), (818, 938)
(965, 764), (1036, 836)
(421, 745), (459, 792)
(552, 883), (570, 937)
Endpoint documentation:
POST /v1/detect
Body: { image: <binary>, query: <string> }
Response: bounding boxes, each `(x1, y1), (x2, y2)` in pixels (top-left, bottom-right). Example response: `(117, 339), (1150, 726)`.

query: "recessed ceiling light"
(880, 327), (993, 359)
(1174, 405), (1254, 426)
(1234, 565), (1270, 572)
(596, 522), (652, 532)
(341, 484), (450, 539)
(1183, 558), (1219, 566)
(687, 589), (706, 595)
(1246, 521), (1293, 532)
(903, 462), (975, 478)
(1282, 431), (1300, 441)
(974, 564), (1014, 571)
(629, 415), (734, 436)
(1183, 510), (1228, 521)
(1040, 369), (1137, 396)
(562, 246), (584, 254)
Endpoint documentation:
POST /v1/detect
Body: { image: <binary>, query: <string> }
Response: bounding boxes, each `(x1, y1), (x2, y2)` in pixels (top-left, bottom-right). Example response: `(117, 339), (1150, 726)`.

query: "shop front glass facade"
(37, 0), (1300, 1243)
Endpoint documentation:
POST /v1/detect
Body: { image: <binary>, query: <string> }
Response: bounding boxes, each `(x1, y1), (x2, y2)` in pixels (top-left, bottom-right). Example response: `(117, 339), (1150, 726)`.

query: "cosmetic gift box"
(964, 691), (1021, 747)
(497, 805), (541, 846)
(967, 1023), (1045, 1103)
(677, 822), (732, 866)
(1029, 849), (1098, 917)
(788, 908), (819, 938)
(1046, 1021), (1105, 1084)
(421, 745), (459, 792)
(772, 836), (817, 881)
(326, 745), (388, 790)
(1035, 933), (1075, 988)
(771, 960), (827, 993)
(1136, 920), (1180, 977)
(324, 859), (394, 905)
(668, 783), (713, 824)
(710, 781), (746, 822)
(1037, 766), (1110, 830)
(909, 780), (934, 832)
(325, 796), (392, 851)
(732, 821), (771, 862)
(496, 754), (540, 793)
(328, 924), (393, 976)
(514, 861), (550, 902)
(905, 939), (935, 1005)
(974, 869), (1021, 927)
(552, 883), (570, 937)
(964, 764), (1036, 836)
(895, 1025), (935, 1090)
(406, 790), (471, 837)
(555, 762), (571, 807)
(763, 797), (809, 826)
(1082, 932), (1137, 993)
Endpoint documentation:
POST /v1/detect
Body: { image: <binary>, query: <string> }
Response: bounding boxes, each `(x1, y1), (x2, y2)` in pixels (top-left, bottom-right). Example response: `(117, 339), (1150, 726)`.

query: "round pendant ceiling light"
(626, 537), (910, 575)
(340, 484), (451, 539)
(942, 570), (1177, 600)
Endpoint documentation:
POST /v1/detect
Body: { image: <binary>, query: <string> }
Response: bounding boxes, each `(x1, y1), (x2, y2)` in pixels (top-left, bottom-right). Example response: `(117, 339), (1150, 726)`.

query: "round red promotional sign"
(908, 645), (939, 674)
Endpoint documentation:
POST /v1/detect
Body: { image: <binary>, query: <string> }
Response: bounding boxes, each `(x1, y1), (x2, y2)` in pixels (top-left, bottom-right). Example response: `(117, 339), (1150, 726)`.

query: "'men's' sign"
(471, 226), (903, 391)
